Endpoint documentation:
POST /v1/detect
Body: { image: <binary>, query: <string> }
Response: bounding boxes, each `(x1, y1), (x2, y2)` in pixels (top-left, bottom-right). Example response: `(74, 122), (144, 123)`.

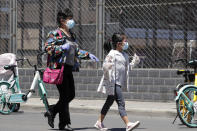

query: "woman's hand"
(61, 43), (70, 51)
(89, 54), (99, 62)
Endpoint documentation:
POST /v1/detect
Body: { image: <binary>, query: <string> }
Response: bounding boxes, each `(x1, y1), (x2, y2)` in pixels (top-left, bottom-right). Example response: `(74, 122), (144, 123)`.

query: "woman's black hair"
(57, 8), (73, 26)
(104, 33), (125, 53)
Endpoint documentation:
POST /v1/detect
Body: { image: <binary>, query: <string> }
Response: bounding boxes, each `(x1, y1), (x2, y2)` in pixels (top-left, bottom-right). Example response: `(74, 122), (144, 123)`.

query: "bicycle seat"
(0, 53), (16, 75)
(188, 60), (197, 68)
(4, 65), (17, 70)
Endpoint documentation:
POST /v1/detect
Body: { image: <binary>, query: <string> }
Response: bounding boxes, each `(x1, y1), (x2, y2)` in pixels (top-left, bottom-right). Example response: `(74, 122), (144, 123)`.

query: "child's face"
(117, 38), (127, 50)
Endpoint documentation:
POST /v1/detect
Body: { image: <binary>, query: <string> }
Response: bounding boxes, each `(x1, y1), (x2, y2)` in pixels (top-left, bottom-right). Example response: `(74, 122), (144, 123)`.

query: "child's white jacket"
(97, 50), (140, 95)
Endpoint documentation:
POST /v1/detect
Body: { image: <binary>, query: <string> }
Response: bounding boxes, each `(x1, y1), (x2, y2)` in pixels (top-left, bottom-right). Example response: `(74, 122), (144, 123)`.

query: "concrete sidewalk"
(20, 98), (177, 118)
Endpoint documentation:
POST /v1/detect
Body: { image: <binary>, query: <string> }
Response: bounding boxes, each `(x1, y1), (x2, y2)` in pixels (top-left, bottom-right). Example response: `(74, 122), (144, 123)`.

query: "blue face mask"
(122, 42), (129, 50)
(66, 19), (75, 29)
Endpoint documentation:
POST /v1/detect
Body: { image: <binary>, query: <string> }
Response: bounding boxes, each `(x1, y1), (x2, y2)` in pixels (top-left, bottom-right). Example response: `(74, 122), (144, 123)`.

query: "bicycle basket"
(0, 53), (16, 76)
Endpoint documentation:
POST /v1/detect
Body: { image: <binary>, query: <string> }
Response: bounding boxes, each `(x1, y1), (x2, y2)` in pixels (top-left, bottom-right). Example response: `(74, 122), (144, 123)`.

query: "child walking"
(95, 33), (140, 131)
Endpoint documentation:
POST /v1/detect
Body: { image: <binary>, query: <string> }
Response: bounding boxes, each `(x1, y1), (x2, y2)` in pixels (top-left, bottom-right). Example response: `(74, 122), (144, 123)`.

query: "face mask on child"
(122, 42), (129, 50)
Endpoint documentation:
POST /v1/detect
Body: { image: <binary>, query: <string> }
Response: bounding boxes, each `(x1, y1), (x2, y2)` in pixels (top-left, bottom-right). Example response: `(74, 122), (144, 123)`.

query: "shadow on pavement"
(73, 127), (97, 130)
(108, 128), (125, 131)
(10, 111), (24, 115)
(48, 127), (146, 131)
(109, 127), (146, 131)
(49, 127), (96, 130)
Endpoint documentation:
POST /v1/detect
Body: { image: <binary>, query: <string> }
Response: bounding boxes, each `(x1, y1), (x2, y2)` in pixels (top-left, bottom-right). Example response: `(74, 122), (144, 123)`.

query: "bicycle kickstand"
(172, 113), (178, 124)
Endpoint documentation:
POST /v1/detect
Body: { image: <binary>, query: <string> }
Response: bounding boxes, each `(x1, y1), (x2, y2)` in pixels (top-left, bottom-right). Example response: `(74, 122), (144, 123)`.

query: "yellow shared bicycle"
(174, 59), (197, 128)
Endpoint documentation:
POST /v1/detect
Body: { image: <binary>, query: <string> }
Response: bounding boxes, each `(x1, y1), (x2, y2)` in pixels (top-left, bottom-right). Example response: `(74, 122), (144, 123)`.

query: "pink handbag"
(43, 66), (64, 85)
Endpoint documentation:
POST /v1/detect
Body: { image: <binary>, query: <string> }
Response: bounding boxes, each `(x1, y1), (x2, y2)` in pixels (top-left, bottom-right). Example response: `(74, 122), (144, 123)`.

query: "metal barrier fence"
(0, 0), (10, 54)
(104, 0), (197, 68)
(0, 0), (197, 68)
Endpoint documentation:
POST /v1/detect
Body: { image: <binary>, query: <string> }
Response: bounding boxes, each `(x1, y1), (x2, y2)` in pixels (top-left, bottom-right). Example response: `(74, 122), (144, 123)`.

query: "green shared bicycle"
(0, 52), (49, 114)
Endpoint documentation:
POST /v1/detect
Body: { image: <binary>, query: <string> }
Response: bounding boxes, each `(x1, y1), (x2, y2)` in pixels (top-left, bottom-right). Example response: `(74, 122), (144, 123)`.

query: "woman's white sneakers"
(126, 121), (140, 131)
(94, 121), (108, 131)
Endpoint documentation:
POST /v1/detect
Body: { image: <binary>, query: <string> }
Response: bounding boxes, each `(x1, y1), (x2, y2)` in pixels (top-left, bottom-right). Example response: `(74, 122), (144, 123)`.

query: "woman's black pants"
(51, 64), (75, 127)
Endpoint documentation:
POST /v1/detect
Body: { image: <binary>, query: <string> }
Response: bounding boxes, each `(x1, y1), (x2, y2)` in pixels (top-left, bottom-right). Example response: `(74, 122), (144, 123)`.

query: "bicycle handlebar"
(25, 58), (34, 67)
(16, 58), (25, 62)
(175, 58), (188, 68)
(175, 58), (187, 63)
(16, 57), (34, 67)
(16, 51), (47, 67)
(37, 51), (46, 60)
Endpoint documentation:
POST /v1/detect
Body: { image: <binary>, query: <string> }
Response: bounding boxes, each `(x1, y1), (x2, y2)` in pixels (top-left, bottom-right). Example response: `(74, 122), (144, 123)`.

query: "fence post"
(9, 0), (17, 54)
(96, 0), (105, 68)
(38, 0), (43, 67)
(183, 6), (188, 63)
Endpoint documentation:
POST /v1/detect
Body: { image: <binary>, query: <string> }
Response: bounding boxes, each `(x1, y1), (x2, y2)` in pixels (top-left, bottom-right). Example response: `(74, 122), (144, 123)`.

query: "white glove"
(130, 53), (140, 68)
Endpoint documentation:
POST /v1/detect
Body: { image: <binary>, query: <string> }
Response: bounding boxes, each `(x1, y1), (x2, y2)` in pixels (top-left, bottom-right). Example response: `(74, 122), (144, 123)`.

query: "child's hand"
(133, 53), (140, 64)
(130, 53), (140, 68)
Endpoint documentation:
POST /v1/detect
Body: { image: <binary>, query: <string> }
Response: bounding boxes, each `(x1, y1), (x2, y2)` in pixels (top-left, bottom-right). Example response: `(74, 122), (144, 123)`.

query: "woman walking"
(44, 8), (98, 130)
(95, 33), (140, 131)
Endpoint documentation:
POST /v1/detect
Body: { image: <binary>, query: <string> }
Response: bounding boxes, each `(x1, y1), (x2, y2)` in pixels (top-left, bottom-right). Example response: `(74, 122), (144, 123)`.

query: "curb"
(20, 104), (177, 118)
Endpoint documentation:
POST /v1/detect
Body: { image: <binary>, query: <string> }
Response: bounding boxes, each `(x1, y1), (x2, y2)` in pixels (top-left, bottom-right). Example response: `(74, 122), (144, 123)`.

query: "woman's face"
(61, 16), (73, 28)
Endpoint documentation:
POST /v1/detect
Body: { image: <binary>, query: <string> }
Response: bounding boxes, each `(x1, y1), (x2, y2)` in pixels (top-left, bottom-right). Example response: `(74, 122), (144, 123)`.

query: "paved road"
(0, 109), (197, 131)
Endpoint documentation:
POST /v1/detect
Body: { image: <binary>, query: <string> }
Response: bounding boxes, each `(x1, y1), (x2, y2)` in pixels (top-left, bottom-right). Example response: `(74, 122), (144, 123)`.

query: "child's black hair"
(104, 33), (126, 53)
(112, 33), (124, 48)
(104, 39), (112, 54)
(57, 8), (73, 26)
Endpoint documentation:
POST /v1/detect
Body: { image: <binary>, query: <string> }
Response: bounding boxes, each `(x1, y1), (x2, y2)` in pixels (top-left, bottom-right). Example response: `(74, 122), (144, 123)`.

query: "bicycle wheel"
(0, 82), (16, 114)
(176, 86), (197, 128)
(8, 103), (20, 112)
